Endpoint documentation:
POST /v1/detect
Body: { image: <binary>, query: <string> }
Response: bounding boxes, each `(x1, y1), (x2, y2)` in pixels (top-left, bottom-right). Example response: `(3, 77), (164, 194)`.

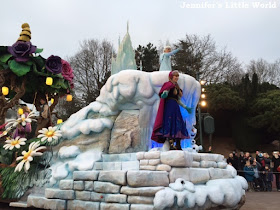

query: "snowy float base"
(25, 150), (247, 210)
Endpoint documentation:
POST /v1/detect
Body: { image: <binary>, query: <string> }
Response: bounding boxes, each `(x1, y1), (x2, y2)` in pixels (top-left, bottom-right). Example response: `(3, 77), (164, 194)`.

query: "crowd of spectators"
(227, 150), (280, 192)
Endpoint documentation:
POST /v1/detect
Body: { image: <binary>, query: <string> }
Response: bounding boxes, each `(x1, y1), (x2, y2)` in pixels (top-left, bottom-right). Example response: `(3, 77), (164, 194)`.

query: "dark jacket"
(244, 166), (255, 182)
(264, 169), (273, 182)
(238, 155), (246, 170)
(227, 156), (238, 170)
(272, 156), (280, 173)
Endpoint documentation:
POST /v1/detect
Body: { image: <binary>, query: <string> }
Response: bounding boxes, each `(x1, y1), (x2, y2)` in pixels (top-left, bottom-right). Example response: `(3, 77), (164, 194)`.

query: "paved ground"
(241, 191), (280, 210)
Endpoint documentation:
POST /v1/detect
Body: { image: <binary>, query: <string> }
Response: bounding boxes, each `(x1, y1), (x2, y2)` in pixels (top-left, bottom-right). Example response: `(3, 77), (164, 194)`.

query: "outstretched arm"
(164, 47), (182, 56)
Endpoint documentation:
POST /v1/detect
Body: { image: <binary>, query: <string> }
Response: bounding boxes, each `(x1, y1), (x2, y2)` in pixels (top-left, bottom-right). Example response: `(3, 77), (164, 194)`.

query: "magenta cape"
(151, 81), (176, 143)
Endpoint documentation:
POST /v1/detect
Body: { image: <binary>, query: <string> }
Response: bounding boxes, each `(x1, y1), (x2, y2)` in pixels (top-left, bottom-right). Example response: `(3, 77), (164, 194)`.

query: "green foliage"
(172, 40), (201, 77)
(0, 165), (41, 199)
(0, 136), (50, 199)
(0, 146), (14, 165)
(0, 42), (73, 104)
(8, 60), (31, 76)
(207, 83), (245, 112)
(248, 90), (280, 135)
(35, 48), (43, 54)
(135, 43), (159, 72)
(232, 114), (262, 152)
(207, 74), (280, 146)
(0, 54), (12, 63)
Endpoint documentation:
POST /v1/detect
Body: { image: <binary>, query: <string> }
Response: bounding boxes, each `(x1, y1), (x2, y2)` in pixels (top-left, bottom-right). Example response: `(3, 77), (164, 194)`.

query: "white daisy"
(0, 130), (8, 138)
(5, 111), (37, 129)
(18, 114), (32, 126)
(3, 136), (27, 150)
(37, 126), (62, 143)
(14, 141), (46, 172)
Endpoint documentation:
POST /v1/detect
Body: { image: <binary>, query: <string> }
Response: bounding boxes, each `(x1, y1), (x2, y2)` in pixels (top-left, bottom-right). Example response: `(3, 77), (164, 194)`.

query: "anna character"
(151, 70), (191, 150)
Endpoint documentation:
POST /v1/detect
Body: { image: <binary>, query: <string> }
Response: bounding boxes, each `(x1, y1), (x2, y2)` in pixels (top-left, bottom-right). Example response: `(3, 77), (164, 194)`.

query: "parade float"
(0, 24), (247, 210)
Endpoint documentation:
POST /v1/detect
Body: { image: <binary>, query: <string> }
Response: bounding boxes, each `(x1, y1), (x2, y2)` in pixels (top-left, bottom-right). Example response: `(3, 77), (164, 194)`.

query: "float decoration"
(0, 23), (74, 125)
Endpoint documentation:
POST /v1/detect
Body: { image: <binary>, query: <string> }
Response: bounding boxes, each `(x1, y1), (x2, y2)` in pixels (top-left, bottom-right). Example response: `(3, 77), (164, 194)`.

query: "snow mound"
(60, 70), (200, 149)
(154, 176), (247, 209)
(59, 145), (81, 159)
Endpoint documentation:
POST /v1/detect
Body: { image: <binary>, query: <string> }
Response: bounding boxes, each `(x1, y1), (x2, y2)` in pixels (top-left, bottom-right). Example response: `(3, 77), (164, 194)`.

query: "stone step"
(102, 153), (137, 162)
(95, 161), (139, 171)
(27, 194), (66, 209)
(9, 201), (28, 208)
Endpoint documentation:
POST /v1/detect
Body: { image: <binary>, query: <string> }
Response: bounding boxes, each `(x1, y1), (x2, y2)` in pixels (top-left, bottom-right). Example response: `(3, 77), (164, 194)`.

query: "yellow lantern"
(18, 108), (24, 115)
(2, 86), (9, 96)
(201, 94), (206, 99)
(201, 100), (207, 107)
(51, 98), (54, 104)
(46, 77), (53, 86)
(66, 94), (72, 102)
(57, 119), (63, 124)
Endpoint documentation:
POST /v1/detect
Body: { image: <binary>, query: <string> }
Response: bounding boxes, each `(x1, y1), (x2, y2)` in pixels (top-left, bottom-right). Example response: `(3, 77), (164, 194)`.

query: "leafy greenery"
(248, 90), (280, 136)
(0, 164), (44, 199)
(8, 60), (31, 76)
(207, 74), (280, 147)
(135, 43), (159, 72)
(207, 84), (245, 112)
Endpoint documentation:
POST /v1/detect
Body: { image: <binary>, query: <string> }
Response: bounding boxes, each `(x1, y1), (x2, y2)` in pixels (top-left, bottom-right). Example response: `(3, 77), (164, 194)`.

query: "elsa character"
(159, 46), (182, 71)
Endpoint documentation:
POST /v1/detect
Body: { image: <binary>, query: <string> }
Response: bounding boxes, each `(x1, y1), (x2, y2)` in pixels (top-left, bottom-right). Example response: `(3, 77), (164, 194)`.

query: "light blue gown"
(159, 48), (181, 71)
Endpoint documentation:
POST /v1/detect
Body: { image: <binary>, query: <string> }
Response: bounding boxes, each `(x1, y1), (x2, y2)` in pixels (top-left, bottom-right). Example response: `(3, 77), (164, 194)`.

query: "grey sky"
(1, 0), (279, 66)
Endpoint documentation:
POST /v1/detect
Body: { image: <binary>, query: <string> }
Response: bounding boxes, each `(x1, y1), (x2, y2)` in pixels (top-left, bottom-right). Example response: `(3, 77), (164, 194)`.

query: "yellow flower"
(14, 141), (46, 172)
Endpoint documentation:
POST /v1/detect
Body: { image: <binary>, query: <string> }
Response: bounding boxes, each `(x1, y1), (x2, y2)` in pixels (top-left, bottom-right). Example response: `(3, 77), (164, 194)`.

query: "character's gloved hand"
(183, 105), (192, 114)
(161, 90), (169, 99)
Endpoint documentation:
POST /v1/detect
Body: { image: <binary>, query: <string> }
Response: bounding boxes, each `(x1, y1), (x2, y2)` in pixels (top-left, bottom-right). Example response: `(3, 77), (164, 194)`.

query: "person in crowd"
(244, 152), (252, 162)
(263, 153), (271, 167)
(244, 161), (255, 192)
(238, 152), (246, 177)
(255, 150), (260, 163)
(263, 165), (273, 191)
(272, 151), (280, 191)
(227, 152), (238, 170)
(257, 152), (266, 169)
(252, 159), (265, 191)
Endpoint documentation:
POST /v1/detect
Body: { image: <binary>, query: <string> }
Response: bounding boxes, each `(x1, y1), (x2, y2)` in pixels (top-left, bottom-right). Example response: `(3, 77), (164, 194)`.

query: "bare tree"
(172, 34), (244, 84)
(69, 39), (115, 105)
(247, 58), (280, 87)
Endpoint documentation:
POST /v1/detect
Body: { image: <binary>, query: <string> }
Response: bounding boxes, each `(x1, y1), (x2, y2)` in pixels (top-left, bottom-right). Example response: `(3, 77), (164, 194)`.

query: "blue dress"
(159, 48), (180, 71)
(157, 87), (188, 140)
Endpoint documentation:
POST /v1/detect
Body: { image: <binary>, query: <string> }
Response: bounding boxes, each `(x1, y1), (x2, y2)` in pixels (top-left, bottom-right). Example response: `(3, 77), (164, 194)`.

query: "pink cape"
(151, 81), (175, 143)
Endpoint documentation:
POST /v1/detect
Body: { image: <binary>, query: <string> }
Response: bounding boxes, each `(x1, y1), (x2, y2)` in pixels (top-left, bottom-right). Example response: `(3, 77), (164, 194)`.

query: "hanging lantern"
(201, 100), (207, 107)
(46, 77), (53, 86)
(66, 94), (72, 102)
(57, 119), (63, 124)
(51, 98), (54, 104)
(18, 108), (24, 115)
(2, 86), (9, 96)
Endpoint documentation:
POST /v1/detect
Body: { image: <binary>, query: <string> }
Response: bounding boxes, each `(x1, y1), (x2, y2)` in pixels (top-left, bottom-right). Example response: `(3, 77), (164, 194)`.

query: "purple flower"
(61, 59), (74, 88)
(7, 41), (37, 62)
(46, 55), (62, 74)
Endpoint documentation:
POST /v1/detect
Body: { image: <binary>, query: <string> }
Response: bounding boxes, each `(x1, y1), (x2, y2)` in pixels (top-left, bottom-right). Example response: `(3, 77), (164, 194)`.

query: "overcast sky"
(1, 0), (279, 66)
